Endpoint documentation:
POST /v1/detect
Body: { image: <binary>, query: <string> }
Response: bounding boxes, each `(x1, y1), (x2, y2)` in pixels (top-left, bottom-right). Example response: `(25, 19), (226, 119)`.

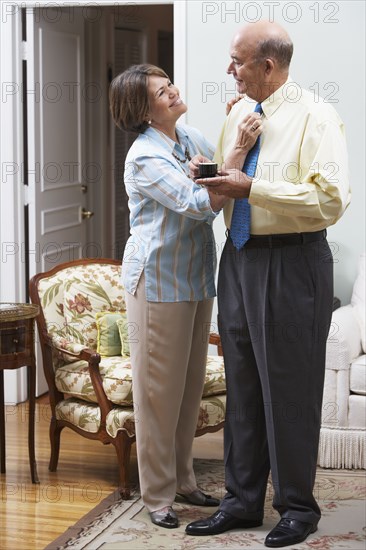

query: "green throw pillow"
(95, 311), (125, 356)
(116, 316), (131, 357)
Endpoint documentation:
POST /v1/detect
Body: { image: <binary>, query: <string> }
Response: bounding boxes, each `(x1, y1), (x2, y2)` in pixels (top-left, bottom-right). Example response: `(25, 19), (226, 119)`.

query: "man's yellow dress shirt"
(215, 78), (351, 234)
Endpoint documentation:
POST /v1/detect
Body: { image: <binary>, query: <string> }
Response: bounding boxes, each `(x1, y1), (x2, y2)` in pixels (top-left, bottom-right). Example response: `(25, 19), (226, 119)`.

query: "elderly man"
(186, 21), (350, 548)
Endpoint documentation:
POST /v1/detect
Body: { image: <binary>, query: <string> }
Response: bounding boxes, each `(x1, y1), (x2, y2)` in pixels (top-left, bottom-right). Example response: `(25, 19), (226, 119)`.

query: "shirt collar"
(261, 76), (298, 119)
(144, 125), (189, 156)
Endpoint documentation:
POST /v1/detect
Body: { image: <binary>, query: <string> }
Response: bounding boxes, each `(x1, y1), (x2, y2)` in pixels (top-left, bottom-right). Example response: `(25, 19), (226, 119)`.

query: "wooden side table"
(0, 303), (40, 483)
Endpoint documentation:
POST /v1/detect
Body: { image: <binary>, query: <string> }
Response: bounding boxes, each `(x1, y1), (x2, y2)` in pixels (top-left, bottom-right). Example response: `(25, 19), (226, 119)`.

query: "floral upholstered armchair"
(29, 258), (226, 498)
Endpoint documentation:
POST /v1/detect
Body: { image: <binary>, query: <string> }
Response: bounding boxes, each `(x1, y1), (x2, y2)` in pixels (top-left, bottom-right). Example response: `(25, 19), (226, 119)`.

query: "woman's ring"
(251, 125), (256, 131)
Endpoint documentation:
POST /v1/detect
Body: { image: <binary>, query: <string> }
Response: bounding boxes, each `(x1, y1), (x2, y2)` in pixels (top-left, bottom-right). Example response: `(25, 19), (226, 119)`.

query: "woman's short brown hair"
(109, 64), (169, 133)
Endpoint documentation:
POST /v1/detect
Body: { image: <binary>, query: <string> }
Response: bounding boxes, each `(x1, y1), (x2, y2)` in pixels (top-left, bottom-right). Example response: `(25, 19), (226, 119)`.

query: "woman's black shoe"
(177, 489), (220, 507)
(150, 506), (179, 529)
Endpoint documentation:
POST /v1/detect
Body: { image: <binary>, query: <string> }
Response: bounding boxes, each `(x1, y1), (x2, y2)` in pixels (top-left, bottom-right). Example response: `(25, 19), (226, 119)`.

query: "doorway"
(25, 3), (174, 275)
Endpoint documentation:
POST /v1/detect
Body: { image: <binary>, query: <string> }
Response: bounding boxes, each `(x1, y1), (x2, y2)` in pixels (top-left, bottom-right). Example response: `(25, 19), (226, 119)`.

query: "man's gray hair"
(254, 38), (293, 69)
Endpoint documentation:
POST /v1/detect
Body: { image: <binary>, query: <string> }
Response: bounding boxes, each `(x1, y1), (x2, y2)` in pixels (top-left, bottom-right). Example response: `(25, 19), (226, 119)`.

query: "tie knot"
(254, 103), (263, 114)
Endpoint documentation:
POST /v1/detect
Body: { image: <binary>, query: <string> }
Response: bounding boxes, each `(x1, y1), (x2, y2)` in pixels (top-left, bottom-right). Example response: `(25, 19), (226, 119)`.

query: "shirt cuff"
(249, 177), (270, 209)
(196, 186), (219, 218)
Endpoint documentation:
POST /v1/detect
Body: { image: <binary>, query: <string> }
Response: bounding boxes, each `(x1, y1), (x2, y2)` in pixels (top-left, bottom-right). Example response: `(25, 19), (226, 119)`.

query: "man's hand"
(196, 168), (252, 199)
(188, 154), (211, 180)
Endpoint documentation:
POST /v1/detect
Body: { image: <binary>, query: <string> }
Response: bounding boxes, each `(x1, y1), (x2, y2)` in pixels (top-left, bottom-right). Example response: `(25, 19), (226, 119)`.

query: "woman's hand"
(207, 190), (229, 212)
(196, 168), (252, 199)
(189, 154), (211, 180)
(226, 95), (244, 115)
(234, 112), (263, 153)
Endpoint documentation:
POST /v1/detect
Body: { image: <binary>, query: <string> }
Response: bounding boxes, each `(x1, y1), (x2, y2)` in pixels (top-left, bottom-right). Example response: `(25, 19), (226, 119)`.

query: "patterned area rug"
(47, 460), (365, 550)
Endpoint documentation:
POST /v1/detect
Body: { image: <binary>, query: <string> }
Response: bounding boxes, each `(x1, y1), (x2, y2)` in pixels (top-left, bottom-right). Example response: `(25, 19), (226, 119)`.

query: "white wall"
(184, 0), (365, 307)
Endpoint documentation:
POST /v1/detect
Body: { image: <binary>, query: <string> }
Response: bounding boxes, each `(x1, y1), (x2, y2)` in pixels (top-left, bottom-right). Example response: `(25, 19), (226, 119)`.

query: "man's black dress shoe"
(185, 510), (263, 536)
(265, 518), (317, 547)
(177, 489), (220, 507)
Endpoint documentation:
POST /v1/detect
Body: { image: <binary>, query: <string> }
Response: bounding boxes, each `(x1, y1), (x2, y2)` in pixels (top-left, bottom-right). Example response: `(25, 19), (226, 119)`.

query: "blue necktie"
(230, 103), (263, 250)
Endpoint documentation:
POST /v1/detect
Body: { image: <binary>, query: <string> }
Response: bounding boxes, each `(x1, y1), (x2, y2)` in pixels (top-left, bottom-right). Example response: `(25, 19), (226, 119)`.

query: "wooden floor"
(0, 397), (223, 549)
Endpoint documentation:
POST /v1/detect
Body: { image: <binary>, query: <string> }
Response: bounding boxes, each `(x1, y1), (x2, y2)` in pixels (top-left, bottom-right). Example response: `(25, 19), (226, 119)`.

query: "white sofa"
(318, 252), (366, 469)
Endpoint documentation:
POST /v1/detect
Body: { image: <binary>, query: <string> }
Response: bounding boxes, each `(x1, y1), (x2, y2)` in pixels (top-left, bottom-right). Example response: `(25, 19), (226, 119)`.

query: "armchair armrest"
(209, 332), (223, 356)
(322, 304), (363, 428)
(46, 334), (114, 424)
(49, 334), (90, 358)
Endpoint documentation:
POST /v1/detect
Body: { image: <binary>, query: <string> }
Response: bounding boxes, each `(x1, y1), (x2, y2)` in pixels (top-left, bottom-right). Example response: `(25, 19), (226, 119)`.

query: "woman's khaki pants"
(125, 275), (213, 512)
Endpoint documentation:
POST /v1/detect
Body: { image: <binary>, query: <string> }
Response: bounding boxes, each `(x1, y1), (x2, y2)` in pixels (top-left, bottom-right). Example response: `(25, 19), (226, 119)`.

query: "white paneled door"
(25, 8), (89, 394)
(26, 8), (88, 276)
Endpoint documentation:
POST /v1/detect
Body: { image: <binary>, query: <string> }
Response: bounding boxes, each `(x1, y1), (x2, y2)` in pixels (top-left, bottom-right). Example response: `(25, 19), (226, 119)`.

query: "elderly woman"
(109, 63), (260, 529)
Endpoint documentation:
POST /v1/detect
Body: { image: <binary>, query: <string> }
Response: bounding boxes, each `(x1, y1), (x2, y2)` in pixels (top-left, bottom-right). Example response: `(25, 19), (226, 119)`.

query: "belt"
(228, 229), (327, 248)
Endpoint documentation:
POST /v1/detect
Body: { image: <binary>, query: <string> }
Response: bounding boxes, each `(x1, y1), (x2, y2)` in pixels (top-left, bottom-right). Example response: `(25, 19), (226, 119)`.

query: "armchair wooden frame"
(30, 258), (224, 499)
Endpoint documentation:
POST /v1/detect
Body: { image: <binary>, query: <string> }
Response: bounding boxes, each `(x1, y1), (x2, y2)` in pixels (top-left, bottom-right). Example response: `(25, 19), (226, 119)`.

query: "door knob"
(81, 208), (94, 219)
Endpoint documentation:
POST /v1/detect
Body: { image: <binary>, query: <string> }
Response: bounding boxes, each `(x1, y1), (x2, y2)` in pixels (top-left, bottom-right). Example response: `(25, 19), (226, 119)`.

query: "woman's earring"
(148, 120), (152, 124)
